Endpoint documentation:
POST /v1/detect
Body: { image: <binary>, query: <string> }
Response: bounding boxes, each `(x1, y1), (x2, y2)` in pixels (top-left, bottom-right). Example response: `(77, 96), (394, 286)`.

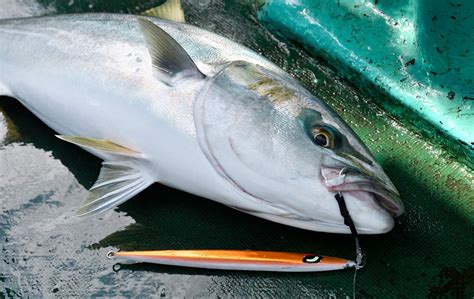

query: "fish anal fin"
(137, 17), (204, 86)
(56, 135), (141, 157)
(78, 161), (154, 216)
(142, 0), (185, 23)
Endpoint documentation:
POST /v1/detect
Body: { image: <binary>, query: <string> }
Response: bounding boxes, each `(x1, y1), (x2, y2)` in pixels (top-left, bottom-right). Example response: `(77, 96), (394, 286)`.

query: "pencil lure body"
(108, 250), (356, 272)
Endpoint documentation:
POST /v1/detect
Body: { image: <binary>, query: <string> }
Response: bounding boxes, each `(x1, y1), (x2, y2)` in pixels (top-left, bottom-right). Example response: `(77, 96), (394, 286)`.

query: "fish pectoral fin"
(56, 135), (142, 157)
(78, 160), (154, 216)
(142, 0), (185, 23)
(137, 17), (205, 86)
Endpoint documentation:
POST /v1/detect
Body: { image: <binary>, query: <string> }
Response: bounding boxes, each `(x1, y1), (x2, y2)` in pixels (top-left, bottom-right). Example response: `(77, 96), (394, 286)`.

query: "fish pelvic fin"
(137, 17), (205, 86)
(142, 0), (185, 23)
(78, 160), (154, 216)
(56, 135), (154, 216)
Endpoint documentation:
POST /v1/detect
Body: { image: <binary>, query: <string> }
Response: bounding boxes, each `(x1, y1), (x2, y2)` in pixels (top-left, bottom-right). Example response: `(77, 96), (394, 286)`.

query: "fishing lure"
(106, 249), (356, 272)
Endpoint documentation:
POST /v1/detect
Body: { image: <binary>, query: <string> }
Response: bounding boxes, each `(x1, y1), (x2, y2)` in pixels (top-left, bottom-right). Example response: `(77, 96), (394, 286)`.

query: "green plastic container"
(259, 0), (474, 166)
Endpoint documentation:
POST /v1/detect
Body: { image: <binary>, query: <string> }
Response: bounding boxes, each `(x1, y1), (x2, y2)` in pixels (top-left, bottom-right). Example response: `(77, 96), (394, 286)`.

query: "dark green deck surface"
(0, 1), (473, 297)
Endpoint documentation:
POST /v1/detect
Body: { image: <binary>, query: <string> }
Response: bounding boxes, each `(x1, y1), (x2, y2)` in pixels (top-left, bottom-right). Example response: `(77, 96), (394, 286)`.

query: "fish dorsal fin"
(137, 17), (204, 86)
(56, 135), (154, 215)
(142, 0), (185, 23)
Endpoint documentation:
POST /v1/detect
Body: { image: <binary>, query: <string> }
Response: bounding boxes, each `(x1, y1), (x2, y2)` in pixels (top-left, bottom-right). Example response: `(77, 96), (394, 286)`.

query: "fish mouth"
(321, 166), (404, 217)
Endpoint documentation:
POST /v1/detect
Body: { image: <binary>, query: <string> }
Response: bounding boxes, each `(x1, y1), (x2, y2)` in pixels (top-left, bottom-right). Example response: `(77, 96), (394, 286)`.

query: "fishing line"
(335, 192), (365, 299)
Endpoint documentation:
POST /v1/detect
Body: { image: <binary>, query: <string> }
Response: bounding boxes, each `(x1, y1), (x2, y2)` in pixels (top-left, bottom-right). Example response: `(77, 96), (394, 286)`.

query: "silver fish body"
(0, 14), (403, 234)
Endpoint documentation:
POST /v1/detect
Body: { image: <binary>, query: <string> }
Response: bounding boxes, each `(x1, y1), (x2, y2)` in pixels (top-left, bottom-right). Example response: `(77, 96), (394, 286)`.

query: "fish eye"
(310, 126), (336, 148)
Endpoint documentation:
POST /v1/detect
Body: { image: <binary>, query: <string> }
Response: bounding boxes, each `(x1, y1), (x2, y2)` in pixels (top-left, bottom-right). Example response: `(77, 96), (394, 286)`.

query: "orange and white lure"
(106, 249), (355, 272)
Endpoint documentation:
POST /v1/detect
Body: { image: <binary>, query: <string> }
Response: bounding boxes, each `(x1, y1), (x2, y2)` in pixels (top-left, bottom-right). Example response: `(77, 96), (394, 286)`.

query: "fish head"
(195, 61), (403, 234)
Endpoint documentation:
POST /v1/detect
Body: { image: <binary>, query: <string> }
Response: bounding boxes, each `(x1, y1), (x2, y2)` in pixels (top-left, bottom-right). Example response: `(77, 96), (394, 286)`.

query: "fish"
(0, 3), (404, 234)
(106, 249), (356, 272)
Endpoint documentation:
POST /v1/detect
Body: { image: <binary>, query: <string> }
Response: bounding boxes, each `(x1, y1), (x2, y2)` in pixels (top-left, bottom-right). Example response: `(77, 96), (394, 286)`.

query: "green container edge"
(258, 0), (474, 168)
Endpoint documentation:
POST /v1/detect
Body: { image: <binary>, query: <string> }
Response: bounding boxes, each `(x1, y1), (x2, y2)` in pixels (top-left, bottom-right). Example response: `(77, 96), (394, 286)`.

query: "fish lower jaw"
(246, 210), (393, 235)
(342, 190), (396, 234)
